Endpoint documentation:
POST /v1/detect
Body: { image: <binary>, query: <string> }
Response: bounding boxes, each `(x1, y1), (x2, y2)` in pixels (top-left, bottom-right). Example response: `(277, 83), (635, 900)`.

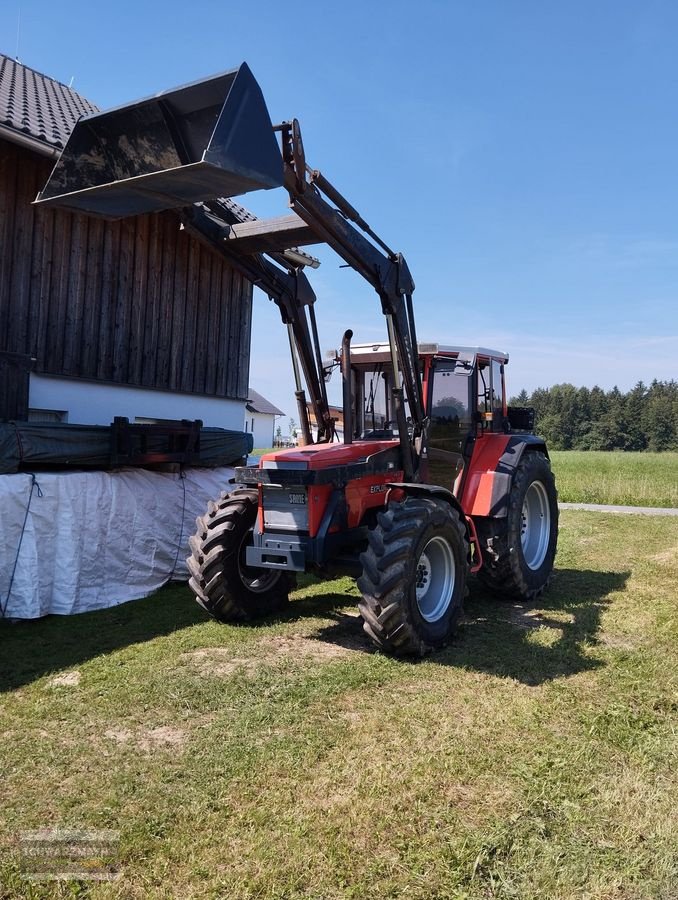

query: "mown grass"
(1, 511), (677, 898)
(549, 451), (678, 508)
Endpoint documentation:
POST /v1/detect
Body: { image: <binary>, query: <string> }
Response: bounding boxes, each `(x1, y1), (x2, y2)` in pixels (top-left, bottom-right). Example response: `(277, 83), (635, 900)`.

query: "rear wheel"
(187, 488), (291, 622)
(357, 496), (468, 656)
(476, 451), (558, 600)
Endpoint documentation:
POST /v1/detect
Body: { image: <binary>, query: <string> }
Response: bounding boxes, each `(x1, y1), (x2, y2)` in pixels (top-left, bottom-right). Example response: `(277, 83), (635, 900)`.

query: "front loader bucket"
(35, 62), (283, 219)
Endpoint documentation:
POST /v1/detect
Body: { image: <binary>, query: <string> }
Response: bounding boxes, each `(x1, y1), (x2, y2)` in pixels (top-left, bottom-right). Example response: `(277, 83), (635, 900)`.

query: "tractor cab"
(347, 342), (510, 496)
(424, 345), (509, 497)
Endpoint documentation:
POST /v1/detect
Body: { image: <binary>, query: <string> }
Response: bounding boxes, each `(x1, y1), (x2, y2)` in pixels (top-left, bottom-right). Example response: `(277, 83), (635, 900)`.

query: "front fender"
(386, 482), (466, 523)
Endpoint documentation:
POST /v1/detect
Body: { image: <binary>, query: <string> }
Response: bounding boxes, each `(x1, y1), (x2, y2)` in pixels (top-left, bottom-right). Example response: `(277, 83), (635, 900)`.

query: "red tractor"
(190, 339), (557, 656)
(37, 62), (558, 655)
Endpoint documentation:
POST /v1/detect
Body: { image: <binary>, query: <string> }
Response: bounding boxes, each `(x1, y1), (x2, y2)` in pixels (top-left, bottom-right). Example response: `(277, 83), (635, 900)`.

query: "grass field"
(550, 451), (678, 508)
(1, 510), (677, 898)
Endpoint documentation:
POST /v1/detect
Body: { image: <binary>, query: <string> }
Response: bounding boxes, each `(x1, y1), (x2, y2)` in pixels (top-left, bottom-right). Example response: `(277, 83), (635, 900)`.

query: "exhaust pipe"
(341, 329), (353, 445)
(35, 63), (283, 218)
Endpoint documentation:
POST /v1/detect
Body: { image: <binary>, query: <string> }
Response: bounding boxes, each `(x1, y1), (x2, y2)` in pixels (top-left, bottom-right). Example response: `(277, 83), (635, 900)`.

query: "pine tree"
(507, 379), (676, 451)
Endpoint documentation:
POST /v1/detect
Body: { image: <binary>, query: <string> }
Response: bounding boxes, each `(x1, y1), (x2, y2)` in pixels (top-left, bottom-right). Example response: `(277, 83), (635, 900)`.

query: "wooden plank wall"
(0, 350), (31, 420)
(0, 139), (252, 400)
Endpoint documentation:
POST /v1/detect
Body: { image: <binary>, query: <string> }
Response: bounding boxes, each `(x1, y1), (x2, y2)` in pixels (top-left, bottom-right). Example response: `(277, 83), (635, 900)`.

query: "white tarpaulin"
(0, 467), (237, 619)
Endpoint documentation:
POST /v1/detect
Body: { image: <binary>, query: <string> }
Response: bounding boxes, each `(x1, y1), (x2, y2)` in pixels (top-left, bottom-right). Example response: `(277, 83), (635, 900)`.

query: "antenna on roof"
(15, 8), (21, 61)
(68, 77), (74, 88)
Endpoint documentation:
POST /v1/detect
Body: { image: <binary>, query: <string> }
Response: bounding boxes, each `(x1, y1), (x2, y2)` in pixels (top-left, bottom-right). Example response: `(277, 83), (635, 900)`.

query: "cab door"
(425, 357), (474, 496)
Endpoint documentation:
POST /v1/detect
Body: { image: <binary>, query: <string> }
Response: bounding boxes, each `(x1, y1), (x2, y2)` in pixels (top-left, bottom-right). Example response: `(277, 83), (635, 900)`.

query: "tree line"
(509, 380), (678, 451)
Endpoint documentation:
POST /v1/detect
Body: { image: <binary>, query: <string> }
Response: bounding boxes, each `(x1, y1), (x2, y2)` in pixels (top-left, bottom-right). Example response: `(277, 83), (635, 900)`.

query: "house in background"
(0, 54), (254, 430)
(307, 403), (344, 442)
(245, 388), (284, 448)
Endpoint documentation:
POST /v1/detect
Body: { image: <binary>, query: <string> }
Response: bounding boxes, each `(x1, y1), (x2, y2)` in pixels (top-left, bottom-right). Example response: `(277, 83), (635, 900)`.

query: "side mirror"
(322, 361), (338, 383)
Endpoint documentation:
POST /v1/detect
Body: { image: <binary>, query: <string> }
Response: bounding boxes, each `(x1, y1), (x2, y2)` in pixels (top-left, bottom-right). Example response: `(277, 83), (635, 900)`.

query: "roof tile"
(0, 53), (98, 149)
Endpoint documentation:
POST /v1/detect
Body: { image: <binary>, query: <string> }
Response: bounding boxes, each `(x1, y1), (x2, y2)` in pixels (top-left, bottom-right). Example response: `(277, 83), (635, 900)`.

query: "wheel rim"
(521, 481), (551, 570)
(237, 530), (281, 594)
(415, 535), (456, 623)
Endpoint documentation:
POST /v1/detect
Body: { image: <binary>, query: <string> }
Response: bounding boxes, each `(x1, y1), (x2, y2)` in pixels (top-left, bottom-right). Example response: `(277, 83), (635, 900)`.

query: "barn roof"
(246, 388), (285, 417)
(0, 53), (98, 152)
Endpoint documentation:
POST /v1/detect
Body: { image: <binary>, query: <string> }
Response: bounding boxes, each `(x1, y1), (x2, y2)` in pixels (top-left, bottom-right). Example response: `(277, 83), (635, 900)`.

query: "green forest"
(510, 380), (678, 451)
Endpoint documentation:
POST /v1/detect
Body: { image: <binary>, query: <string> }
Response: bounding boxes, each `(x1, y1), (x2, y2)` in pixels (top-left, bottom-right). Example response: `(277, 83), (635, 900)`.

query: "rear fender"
(461, 435), (548, 518)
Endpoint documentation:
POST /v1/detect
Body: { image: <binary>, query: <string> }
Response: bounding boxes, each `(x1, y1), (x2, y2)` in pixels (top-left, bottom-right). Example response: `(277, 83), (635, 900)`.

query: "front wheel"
(476, 451), (558, 600)
(357, 496), (469, 656)
(187, 488), (291, 622)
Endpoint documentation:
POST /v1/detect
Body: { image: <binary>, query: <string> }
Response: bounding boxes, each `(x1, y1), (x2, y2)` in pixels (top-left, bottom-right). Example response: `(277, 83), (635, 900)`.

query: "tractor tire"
(187, 488), (291, 622)
(357, 496), (468, 656)
(476, 451), (558, 601)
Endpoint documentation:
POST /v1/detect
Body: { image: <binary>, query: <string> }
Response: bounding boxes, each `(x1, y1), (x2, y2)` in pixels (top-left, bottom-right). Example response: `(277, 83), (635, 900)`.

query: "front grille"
(263, 486), (309, 532)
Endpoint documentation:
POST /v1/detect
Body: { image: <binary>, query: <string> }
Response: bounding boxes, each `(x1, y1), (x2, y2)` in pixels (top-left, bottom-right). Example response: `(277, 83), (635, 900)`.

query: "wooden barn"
(0, 55), (306, 618)
(0, 53), (253, 430)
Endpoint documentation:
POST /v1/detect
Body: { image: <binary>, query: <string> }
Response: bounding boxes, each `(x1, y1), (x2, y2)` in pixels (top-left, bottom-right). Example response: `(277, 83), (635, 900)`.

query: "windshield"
(363, 366), (390, 432)
(354, 364), (414, 439)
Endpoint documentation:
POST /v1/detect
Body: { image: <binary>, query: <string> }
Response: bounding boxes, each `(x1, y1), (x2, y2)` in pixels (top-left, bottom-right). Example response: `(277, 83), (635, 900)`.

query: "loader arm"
(199, 120), (427, 467)
(180, 200), (335, 444)
(275, 120), (426, 477)
(34, 62), (426, 474)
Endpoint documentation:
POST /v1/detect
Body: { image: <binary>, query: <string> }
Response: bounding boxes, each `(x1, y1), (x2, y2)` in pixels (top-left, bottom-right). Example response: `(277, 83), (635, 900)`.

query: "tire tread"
(357, 497), (468, 656)
(187, 488), (291, 622)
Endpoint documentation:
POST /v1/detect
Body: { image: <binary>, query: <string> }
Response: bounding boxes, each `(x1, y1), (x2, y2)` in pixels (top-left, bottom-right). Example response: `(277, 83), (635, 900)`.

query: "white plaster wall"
(29, 375), (245, 429)
(245, 411), (276, 448)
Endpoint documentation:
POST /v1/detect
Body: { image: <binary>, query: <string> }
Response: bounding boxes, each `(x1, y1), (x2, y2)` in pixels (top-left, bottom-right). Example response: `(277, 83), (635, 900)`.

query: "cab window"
(431, 363), (472, 428)
(477, 359), (504, 428)
(491, 359), (504, 413)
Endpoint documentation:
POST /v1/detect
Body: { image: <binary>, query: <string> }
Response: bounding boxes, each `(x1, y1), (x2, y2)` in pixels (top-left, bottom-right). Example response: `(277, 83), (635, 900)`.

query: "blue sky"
(4, 1), (677, 423)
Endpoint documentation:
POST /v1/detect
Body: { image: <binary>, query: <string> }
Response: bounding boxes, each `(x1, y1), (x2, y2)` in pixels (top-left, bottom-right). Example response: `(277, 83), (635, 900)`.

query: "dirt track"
(559, 503), (678, 516)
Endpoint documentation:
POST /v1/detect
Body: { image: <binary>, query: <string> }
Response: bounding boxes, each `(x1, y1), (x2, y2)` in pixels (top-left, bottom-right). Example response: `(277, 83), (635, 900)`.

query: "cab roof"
(348, 342), (509, 365)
